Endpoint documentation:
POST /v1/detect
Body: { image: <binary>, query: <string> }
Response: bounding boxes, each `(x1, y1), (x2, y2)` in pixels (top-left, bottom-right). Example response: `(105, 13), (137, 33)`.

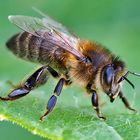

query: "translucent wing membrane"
(8, 16), (46, 37)
(8, 15), (85, 60)
(32, 7), (76, 37)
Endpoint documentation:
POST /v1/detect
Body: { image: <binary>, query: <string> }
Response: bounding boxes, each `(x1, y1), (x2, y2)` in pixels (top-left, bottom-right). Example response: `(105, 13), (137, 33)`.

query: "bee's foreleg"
(119, 91), (136, 112)
(91, 90), (106, 120)
(0, 65), (59, 101)
(40, 78), (65, 121)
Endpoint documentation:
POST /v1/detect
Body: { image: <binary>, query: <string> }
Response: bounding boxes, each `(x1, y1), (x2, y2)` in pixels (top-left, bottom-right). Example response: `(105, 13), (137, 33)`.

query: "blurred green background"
(0, 0), (140, 140)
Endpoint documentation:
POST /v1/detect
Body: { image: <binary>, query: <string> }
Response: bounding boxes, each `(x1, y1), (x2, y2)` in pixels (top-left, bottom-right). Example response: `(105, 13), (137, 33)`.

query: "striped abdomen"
(6, 32), (68, 71)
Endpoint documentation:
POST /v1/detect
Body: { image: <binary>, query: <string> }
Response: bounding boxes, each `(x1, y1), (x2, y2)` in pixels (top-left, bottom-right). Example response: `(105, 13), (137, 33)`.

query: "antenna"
(118, 71), (140, 89)
(122, 76), (135, 89)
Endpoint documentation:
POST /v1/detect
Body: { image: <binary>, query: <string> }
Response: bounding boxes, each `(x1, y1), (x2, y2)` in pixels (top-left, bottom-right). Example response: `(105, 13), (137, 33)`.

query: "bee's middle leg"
(40, 78), (65, 121)
(0, 65), (59, 101)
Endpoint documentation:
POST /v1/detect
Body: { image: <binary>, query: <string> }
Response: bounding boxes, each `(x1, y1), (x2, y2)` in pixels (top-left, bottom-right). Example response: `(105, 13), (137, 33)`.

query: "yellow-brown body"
(2, 14), (137, 120)
(7, 31), (114, 90)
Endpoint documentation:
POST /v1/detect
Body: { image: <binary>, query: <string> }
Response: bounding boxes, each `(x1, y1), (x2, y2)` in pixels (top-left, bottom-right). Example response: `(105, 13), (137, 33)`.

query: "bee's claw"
(39, 111), (49, 121)
(0, 96), (11, 101)
(99, 115), (106, 121)
(129, 107), (137, 113)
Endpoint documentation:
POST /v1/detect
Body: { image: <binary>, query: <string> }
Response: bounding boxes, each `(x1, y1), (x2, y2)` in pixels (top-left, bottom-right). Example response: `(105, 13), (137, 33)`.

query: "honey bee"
(1, 9), (140, 120)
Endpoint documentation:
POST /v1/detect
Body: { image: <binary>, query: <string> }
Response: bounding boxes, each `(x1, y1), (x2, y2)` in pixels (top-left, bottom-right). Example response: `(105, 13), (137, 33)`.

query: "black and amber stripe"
(6, 32), (42, 62)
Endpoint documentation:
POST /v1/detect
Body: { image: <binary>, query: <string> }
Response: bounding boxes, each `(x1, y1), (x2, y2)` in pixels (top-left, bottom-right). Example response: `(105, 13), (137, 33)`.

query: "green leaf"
(0, 80), (140, 140)
(1, 0), (140, 139)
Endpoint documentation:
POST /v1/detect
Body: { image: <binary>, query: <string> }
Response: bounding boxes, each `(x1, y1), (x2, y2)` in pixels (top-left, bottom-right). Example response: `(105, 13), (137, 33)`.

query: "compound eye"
(103, 65), (114, 85)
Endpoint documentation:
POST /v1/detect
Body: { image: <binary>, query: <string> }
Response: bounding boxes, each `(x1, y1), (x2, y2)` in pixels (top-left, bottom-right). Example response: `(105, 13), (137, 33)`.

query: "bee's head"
(101, 58), (126, 102)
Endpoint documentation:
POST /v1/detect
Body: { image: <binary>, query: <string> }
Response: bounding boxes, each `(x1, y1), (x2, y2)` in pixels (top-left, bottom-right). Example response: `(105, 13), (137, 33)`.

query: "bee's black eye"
(102, 65), (114, 85)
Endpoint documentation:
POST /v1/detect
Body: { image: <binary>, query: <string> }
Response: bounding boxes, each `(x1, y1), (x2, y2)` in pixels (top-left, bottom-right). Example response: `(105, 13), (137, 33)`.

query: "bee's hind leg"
(0, 65), (60, 101)
(40, 78), (65, 121)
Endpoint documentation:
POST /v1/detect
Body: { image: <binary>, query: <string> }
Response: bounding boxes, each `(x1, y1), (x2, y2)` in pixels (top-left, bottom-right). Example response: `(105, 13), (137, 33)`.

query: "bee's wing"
(8, 15), (85, 60)
(8, 15), (48, 37)
(32, 7), (76, 37)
